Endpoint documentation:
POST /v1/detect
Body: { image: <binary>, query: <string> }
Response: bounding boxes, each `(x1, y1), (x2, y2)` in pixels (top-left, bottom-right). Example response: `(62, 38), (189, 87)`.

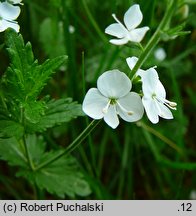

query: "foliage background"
(0, 0), (196, 199)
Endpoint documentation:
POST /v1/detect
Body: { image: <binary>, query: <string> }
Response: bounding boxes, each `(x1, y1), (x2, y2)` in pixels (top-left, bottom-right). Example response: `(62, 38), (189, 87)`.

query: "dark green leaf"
(18, 134), (91, 198)
(33, 156), (91, 198)
(1, 29), (67, 125)
(0, 120), (24, 139)
(0, 137), (27, 168)
(24, 101), (45, 124)
(26, 98), (84, 132)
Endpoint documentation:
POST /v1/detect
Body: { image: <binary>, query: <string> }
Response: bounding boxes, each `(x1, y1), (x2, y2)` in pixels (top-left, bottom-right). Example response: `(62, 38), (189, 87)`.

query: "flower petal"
(104, 105), (119, 129)
(97, 70), (132, 98)
(141, 68), (159, 97)
(105, 23), (127, 38)
(128, 27), (149, 42)
(154, 80), (166, 99)
(117, 92), (144, 122)
(0, 2), (20, 21)
(142, 97), (159, 124)
(126, 56), (138, 70)
(109, 37), (129, 45)
(124, 4), (143, 30)
(126, 56), (146, 79)
(0, 19), (19, 32)
(82, 88), (108, 119)
(141, 67), (159, 81)
(155, 101), (173, 120)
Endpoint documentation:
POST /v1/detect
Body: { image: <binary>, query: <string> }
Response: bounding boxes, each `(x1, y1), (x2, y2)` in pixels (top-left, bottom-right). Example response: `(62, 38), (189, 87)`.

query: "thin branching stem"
(35, 120), (101, 171)
(128, 0), (176, 79)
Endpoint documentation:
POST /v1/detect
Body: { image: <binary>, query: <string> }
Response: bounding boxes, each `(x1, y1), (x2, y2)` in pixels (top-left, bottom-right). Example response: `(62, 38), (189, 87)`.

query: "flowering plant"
(0, 0), (22, 32)
(83, 70), (144, 128)
(0, 0), (195, 200)
(105, 4), (149, 45)
(83, 4), (177, 127)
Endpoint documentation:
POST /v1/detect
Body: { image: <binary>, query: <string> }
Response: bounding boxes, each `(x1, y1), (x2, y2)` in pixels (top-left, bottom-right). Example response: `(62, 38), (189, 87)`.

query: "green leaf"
(0, 134), (91, 198)
(0, 137), (27, 168)
(39, 18), (66, 58)
(24, 101), (45, 124)
(26, 98), (84, 132)
(18, 134), (91, 198)
(161, 23), (191, 41)
(1, 29), (67, 124)
(35, 158), (91, 198)
(0, 120), (24, 139)
(4, 29), (67, 101)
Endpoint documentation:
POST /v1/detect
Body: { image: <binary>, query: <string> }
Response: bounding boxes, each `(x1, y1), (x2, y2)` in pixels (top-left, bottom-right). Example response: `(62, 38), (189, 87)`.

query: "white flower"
(82, 70), (144, 129)
(69, 25), (75, 34)
(126, 56), (146, 76)
(105, 4), (149, 45)
(0, 1), (21, 32)
(154, 48), (166, 61)
(126, 56), (177, 124)
(190, 190), (196, 200)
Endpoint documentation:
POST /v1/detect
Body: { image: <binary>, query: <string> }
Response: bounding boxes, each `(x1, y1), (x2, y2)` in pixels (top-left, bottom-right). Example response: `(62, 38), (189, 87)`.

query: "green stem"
(137, 121), (183, 154)
(22, 135), (35, 171)
(35, 120), (101, 171)
(128, 0), (176, 79)
(20, 106), (35, 171)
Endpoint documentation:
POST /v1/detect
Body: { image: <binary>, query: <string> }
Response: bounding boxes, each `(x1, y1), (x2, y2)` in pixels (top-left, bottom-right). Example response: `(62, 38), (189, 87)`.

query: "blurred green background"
(0, 0), (196, 199)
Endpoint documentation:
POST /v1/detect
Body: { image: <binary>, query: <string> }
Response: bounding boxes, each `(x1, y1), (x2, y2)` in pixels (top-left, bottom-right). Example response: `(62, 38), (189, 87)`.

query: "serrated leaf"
(0, 137), (27, 168)
(4, 29), (67, 101)
(25, 134), (46, 166)
(26, 98), (84, 132)
(0, 120), (24, 139)
(17, 134), (91, 198)
(25, 56), (67, 100)
(24, 101), (45, 124)
(1, 29), (67, 125)
(34, 156), (91, 198)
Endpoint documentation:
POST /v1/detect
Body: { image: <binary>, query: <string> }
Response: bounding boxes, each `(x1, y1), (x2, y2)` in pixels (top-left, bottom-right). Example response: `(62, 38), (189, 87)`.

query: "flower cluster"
(0, 0), (23, 32)
(82, 4), (177, 128)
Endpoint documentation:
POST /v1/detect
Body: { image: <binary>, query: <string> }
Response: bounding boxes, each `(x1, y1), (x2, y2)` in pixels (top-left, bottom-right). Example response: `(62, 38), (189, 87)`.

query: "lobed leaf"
(18, 135), (91, 198)
(1, 30), (67, 124)
(26, 98), (84, 132)
(0, 137), (27, 168)
(0, 120), (24, 139)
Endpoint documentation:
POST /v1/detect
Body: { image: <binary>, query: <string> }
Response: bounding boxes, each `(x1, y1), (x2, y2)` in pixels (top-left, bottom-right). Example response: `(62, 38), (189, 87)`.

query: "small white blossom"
(154, 48), (166, 61)
(105, 4), (149, 45)
(0, 1), (21, 32)
(126, 56), (177, 124)
(82, 70), (144, 129)
(190, 190), (196, 200)
(69, 25), (75, 34)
